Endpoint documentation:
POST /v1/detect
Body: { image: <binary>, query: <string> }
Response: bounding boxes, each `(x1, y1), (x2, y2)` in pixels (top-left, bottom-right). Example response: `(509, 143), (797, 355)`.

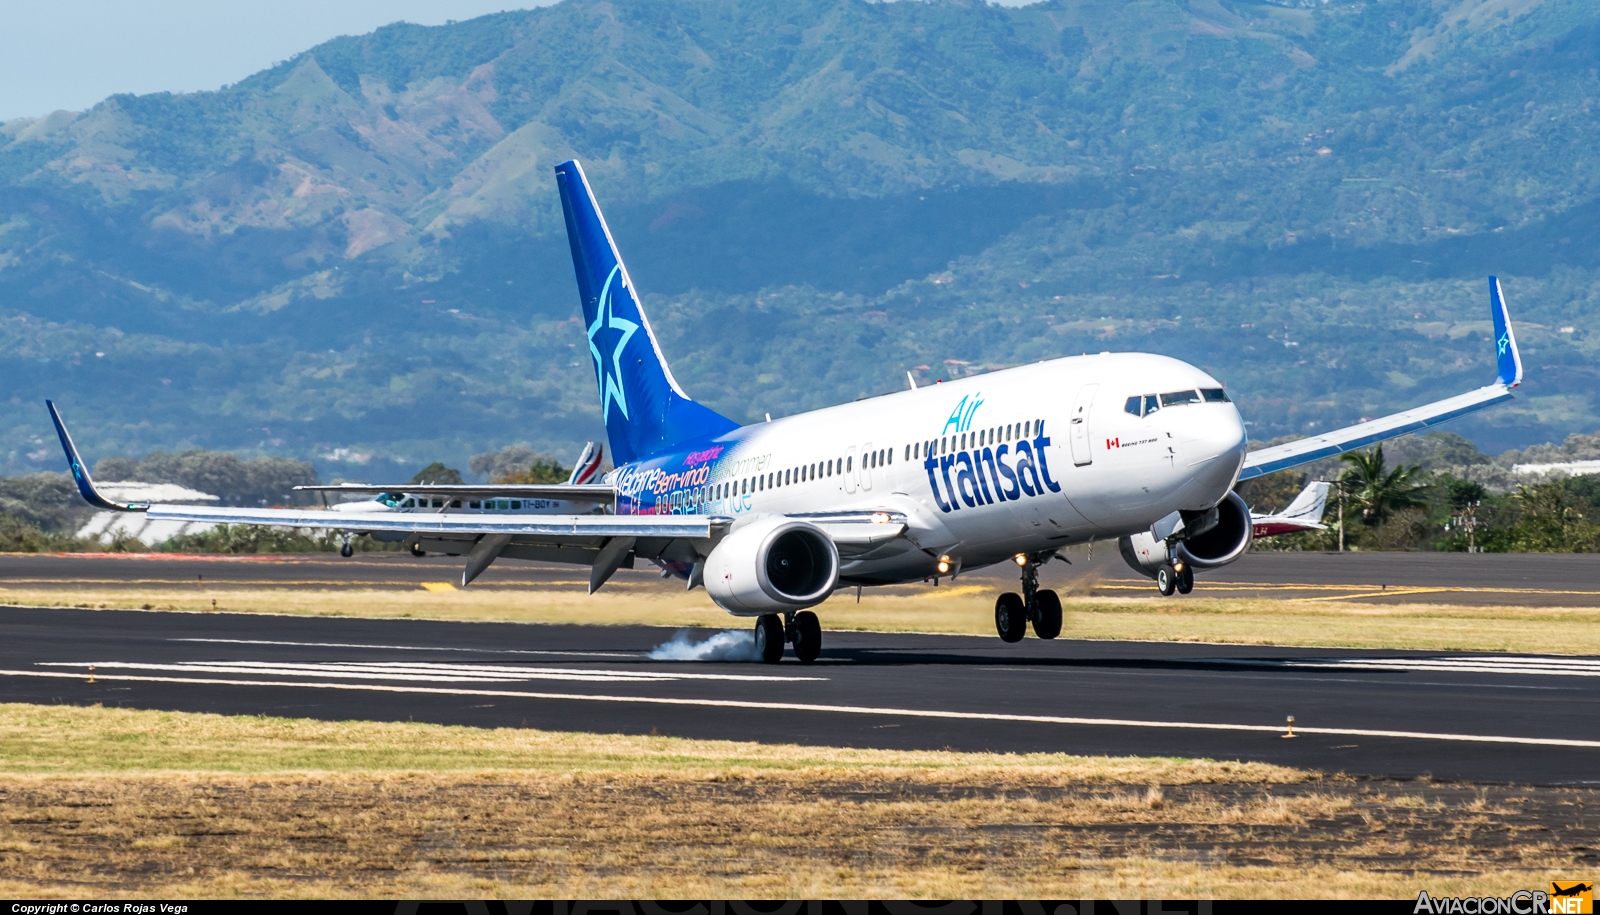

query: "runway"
(3, 605), (1597, 784)
(3, 549), (1598, 605)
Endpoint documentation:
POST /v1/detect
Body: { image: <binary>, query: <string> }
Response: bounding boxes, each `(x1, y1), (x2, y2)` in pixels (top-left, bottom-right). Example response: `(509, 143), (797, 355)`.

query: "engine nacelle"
(704, 515), (840, 616)
(1118, 491), (1253, 579)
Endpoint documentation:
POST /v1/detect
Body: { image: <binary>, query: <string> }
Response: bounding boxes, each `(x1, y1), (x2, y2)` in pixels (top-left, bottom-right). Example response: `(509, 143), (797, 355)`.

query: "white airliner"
(49, 159), (1525, 663)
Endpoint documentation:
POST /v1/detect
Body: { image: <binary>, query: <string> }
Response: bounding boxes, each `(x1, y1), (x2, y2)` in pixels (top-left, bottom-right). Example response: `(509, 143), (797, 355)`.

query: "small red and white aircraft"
(1249, 481), (1331, 539)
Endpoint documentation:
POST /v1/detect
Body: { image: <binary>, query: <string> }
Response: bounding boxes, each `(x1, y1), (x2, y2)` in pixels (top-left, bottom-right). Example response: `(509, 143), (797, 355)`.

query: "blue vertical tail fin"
(554, 160), (739, 464)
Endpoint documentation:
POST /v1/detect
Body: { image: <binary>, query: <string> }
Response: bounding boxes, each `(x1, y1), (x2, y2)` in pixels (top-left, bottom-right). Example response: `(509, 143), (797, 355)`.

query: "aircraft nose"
(1182, 405), (1248, 493)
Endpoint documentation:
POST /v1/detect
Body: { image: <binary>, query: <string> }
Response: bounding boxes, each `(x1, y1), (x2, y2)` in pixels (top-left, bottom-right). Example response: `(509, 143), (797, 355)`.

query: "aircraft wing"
(1238, 276), (1522, 481)
(141, 504), (718, 539)
(295, 482), (616, 503)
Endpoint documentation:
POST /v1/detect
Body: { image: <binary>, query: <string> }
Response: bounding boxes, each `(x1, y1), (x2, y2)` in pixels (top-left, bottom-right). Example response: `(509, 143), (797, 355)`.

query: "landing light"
(871, 512), (891, 524)
(1173, 561), (1185, 573)
(1014, 554), (1028, 566)
(937, 555), (951, 574)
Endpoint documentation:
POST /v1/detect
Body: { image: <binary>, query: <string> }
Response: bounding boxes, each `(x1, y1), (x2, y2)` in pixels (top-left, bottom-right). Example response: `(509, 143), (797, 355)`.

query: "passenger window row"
(402, 498), (464, 509)
(1124, 388), (1229, 417)
(907, 420), (1041, 461)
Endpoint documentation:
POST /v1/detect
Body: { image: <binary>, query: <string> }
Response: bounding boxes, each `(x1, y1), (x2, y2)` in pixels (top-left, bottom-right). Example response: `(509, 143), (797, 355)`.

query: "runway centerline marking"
(2, 667), (1596, 750)
(171, 638), (639, 658)
(1201, 656), (1600, 678)
(972, 666), (1582, 690)
(40, 661), (825, 685)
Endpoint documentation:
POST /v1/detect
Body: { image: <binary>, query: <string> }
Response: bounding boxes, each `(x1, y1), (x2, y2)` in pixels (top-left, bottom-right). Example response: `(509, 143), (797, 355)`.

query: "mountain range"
(3, 0), (1599, 479)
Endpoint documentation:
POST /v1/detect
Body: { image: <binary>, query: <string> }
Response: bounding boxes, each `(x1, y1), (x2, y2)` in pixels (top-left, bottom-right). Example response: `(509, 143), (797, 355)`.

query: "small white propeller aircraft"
(1250, 481), (1333, 540)
(49, 159), (1525, 662)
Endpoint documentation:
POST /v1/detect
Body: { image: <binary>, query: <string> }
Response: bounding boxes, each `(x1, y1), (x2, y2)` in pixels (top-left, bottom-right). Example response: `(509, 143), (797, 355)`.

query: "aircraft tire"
(410, 542), (426, 558)
(1176, 568), (1194, 594)
(791, 610), (822, 663)
(1156, 566), (1177, 597)
(754, 614), (784, 664)
(340, 543), (354, 558)
(1032, 589), (1062, 640)
(995, 592), (1027, 643)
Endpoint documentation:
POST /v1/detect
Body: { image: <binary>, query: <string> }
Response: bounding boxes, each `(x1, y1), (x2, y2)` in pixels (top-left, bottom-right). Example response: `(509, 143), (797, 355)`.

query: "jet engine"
(1118, 490), (1253, 578)
(704, 515), (840, 615)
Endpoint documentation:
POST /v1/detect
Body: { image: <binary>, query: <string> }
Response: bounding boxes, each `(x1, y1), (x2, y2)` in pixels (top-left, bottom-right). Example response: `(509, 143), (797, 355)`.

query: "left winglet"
(1490, 275), (1522, 388)
(1239, 278), (1523, 481)
(46, 400), (148, 511)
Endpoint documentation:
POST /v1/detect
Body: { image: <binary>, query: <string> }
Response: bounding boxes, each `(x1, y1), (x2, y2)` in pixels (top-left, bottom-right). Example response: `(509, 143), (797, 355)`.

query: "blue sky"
(0, 1), (553, 122)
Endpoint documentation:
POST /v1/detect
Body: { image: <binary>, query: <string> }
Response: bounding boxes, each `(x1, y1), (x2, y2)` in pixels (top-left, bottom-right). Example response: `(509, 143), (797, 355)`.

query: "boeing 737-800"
(49, 159), (1525, 662)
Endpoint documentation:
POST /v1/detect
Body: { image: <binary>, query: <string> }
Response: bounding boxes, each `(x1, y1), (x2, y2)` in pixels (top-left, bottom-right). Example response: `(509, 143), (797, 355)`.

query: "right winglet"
(46, 400), (148, 511)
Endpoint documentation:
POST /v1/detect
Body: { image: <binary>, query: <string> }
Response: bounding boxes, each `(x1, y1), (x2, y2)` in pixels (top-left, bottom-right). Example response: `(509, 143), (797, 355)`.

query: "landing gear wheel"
(1176, 567), (1194, 594)
(995, 592), (1027, 643)
(1032, 589), (1062, 639)
(1156, 566), (1177, 597)
(791, 610), (822, 663)
(754, 614), (784, 664)
(339, 542), (354, 558)
(409, 542), (426, 557)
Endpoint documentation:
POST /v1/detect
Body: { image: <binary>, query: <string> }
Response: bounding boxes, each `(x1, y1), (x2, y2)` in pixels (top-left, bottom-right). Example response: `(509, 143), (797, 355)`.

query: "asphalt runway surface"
(2, 605), (1597, 784)
(4, 549), (1600, 606)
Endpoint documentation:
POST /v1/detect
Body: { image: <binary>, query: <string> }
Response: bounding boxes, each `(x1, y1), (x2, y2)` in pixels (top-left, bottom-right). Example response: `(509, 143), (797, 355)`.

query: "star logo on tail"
(587, 266), (639, 423)
(1497, 331), (1510, 356)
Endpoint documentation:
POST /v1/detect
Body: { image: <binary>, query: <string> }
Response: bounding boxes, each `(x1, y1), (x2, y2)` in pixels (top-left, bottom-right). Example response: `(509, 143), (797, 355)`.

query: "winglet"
(45, 400), (147, 512)
(1489, 276), (1523, 388)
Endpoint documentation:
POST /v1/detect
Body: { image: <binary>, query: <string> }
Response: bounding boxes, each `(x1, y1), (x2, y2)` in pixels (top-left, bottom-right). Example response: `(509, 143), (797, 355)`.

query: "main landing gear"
(754, 610), (822, 664)
(1155, 562), (1194, 597)
(995, 552), (1062, 643)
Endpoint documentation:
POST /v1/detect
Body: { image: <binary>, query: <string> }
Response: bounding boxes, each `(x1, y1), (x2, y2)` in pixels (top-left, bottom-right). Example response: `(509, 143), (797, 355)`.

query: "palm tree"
(1339, 445), (1429, 527)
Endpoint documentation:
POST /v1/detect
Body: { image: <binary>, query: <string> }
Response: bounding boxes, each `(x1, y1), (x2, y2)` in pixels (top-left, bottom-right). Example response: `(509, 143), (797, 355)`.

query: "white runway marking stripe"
(171, 638), (638, 658)
(3, 667), (1597, 749)
(39, 661), (823, 684)
(1208, 655), (1600, 678)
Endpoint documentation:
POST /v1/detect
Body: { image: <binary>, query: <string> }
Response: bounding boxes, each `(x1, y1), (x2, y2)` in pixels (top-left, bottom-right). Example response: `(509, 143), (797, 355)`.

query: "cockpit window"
(377, 493), (402, 507)
(1160, 390), (1201, 407)
(1201, 387), (1230, 403)
(1124, 394), (1162, 417)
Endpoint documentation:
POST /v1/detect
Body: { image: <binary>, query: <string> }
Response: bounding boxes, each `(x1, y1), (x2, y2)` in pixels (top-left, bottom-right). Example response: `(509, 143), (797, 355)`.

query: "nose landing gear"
(1156, 562), (1194, 596)
(994, 552), (1062, 642)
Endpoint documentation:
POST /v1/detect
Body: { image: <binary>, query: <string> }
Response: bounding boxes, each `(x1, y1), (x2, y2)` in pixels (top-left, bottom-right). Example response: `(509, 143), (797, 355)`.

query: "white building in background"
(1511, 460), (1600, 477)
(77, 482), (219, 547)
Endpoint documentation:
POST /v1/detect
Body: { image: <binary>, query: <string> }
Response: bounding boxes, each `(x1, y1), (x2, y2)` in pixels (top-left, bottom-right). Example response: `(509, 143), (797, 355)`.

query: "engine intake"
(1119, 491), (1252, 579)
(705, 515), (840, 615)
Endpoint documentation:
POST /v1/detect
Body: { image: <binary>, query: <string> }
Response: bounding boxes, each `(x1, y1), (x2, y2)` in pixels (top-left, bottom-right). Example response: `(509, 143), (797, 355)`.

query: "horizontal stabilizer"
(295, 483), (615, 504)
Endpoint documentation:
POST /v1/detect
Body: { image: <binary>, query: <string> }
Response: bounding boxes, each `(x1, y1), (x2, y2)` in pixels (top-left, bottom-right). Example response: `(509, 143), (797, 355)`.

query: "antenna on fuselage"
(907, 371), (918, 390)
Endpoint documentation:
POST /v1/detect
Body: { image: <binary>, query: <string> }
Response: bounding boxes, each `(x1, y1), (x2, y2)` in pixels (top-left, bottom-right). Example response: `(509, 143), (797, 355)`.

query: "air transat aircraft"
(49, 159), (1525, 663)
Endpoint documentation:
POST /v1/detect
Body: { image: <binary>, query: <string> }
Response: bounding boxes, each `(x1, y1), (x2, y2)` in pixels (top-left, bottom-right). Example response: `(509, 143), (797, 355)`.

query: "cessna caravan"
(49, 159), (1525, 663)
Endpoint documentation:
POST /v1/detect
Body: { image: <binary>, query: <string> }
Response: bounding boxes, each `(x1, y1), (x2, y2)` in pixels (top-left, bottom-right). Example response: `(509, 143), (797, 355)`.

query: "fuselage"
(607, 352), (1248, 584)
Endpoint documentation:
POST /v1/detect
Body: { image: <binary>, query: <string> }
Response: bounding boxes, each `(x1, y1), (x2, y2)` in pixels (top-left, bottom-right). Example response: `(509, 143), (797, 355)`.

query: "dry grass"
(6, 583), (1600, 655)
(1, 703), (1593, 898)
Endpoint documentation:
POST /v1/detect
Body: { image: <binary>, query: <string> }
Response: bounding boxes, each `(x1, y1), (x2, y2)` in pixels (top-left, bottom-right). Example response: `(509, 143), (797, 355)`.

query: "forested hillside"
(3, 0), (1599, 477)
